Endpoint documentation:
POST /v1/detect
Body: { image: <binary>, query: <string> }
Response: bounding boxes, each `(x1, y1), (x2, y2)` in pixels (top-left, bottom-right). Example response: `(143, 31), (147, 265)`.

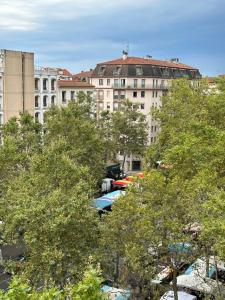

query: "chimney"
(170, 58), (179, 63)
(122, 50), (128, 60)
(146, 55), (152, 59)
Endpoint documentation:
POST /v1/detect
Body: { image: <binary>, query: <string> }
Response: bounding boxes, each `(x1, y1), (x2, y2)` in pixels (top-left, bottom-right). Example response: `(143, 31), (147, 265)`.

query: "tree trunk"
(122, 154), (126, 176)
(206, 252), (209, 278)
(171, 266), (178, 300)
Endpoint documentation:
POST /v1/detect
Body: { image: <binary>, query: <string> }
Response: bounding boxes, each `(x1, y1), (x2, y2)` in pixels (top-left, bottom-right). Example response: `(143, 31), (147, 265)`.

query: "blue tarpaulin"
(101, 285), (131, 300)
(93, 190), (124, 210)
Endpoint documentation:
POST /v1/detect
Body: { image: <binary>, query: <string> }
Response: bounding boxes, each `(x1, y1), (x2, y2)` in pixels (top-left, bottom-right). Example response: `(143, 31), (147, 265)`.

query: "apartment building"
(34, 68), (94, 123)
(0, 49), (34, 124)
(90, 52), (201, 171)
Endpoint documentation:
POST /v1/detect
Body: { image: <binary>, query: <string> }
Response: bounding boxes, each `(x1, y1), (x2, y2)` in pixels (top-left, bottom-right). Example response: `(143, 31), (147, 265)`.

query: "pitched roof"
(57, 68), (73, 77)
(57, 80), (94, 88)
(99, 56), (197, 70)
(73, 70), (93, 78)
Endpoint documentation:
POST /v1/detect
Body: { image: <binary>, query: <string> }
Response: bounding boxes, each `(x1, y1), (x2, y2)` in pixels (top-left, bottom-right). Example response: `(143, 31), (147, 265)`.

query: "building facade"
(0, 49), (34, 125)
(90, 53), (201, 171)
(34, 68), (94, 123)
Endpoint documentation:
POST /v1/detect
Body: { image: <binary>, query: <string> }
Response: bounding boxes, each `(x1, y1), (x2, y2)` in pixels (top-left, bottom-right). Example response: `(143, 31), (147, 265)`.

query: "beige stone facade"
(0, 49), (34, 124)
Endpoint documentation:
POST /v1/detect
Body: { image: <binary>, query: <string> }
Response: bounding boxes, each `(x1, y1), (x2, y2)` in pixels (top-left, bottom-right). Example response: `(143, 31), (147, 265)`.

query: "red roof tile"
(98, 56), (197, 70)
(57, 80), (94, 88)
(73, 70), (93, 78)
(57, 68), (73, 77)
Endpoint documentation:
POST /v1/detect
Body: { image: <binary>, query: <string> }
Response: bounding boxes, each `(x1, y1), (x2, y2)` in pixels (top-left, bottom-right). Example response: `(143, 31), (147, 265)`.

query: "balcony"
(112, 83), (169, 90)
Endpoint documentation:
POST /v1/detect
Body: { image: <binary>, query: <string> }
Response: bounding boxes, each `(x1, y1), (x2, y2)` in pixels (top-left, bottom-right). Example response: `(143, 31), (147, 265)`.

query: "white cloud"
(0, 0), (155, 31)
(0, 0), (222, 32)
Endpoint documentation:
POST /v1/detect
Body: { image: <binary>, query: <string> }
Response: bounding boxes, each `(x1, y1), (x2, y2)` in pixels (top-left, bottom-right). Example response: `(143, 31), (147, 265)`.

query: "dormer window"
(113, 65), (122, 76)
(98, 65), (106, 76)
(136, 65), (143, 76)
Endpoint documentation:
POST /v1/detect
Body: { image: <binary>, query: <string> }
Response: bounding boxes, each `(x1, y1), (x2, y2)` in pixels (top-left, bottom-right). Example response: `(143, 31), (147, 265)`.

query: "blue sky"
(1, 0), (225, 76)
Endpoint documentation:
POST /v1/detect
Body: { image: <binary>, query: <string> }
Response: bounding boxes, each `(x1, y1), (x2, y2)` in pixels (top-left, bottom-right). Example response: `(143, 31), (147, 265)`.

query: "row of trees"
(0, 94), (148, 296)
(99, 78), (225, 299)
(1, 78), (225, 299)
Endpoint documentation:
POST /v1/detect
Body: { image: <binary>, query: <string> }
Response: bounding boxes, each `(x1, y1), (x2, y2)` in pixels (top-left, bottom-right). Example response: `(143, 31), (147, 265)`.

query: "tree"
(0, 112), (42, 198)
(97, 110), (116, 163)
(111, 100), (148, 173)
(44, 92), (105, 183)
(99, 170), (199, 299)
(0, 95), (107, 287)
(1, 140), (99, 287)
(143, 78), (225, 297)
(0, 265), (106, 299)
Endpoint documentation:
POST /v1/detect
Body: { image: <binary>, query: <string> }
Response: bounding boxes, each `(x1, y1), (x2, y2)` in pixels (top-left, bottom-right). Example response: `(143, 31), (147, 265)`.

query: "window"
(151, 137), (154, 143)
(141, 91), (145, 98)
(132, 160), (141, 171)
(107, 90), (110, 98)
(43, 78), (48, 91)
(120, 90), (125, 99)
(121, 79), (125, 87)
(43, 96), (48, 107)
(62, 91), (66, 103)
(51, 79), (56, 91)
(113, 102), (118, 111)
(113, 91), (119, 100)
(98, 90), (104, 100)
(113, 65), (122, 75)
(98, 65), (105, 75)
(141, 79), (145, 88)
(133, 79), (138, 88)
(152, 91), (158, 98)
(35, 96), (39, 108)
(136, 66), (143, 76)
(114, 79), (119, 87)
(98, 102), (103, 111)
(133, 91), (137, 98)
(107, 79), (110, 86)
(106, 102), (110, 109)
(35, 78), (39, 90)
(141, 103), (145, 109)
(51, 95), (55, 105)
(71, 91), (75, 100)
(0, 114), (2, 125)
(99, 79), (103, 86)
(151, 126), (154, 132)
(155, 126), (157, 132)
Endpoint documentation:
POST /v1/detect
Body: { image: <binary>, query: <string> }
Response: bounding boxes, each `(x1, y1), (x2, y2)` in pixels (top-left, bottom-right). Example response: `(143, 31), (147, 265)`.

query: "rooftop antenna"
(126, 44), (129, 56)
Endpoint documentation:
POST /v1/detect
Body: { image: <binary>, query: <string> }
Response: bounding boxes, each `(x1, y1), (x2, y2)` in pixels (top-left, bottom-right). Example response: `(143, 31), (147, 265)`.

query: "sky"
(0, 0), (225, 76)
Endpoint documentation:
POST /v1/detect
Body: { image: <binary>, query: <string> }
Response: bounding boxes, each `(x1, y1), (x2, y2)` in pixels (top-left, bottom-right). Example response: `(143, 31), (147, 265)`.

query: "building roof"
(57, 80), (94, 88)
(98, 56), (198, 70)
(73, 70), (93, 78)
(92, 56), (201, 79)
(57, 68), (73, 77)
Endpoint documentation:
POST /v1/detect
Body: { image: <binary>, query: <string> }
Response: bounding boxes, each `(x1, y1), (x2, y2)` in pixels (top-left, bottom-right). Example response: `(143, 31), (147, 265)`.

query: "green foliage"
(0, 265), (106, 299)
(110, 100), (148, 171)
(70, 264), (107, 300)
(0, 93), (106, 287)
(44, 93), (105, 182)
(99, 171), (197, 296)
(2, 144), (99, 286)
